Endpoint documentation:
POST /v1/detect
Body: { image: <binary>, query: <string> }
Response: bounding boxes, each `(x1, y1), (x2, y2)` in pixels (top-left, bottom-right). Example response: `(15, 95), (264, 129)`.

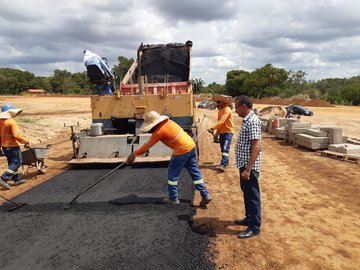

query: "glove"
(213, 136), (220, 144)
(110, 74), (115, 80)
(24, 142), (30, 149)
(126, 153), (136, 166)
(207, 128), (215, 135)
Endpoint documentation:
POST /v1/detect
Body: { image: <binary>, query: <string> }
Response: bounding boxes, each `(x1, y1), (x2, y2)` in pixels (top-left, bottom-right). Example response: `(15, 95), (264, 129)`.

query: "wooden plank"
(317, 150), (359, 163)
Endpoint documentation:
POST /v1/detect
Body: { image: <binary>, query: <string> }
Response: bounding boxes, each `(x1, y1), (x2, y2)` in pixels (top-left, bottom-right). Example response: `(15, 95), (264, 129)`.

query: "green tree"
(113, 56), (135, 81)
(286, 70), (307, 93)
(203, 82), (225, 94)
(225, 70), (250, 96)
(191, 78), (205, 93)
(50, 69), (73, 94)
(0, 68), (35, 94)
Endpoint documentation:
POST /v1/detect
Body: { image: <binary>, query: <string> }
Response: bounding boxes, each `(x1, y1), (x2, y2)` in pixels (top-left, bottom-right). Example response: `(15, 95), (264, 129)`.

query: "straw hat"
(0, 109), (23, 119)
(212, 94), (232, 104)
(140, 111), (169, 132)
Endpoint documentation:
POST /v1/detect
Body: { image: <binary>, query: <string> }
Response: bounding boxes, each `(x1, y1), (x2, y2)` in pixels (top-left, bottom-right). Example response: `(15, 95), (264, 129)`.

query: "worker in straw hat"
(126, 111), (212, 206)
(0, 103), (30, 190)
(208, 94), (234, 172)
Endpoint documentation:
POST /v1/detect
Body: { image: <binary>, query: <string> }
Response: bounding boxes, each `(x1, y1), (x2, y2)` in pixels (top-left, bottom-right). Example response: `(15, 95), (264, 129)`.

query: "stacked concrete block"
(328, 144), (347, 152)
(347, 138), (360, 145)
(286, 122), (311, 144)
(273, 127), (286, 139)
(267, 120), (273, 134)
(305, 129), (328, 137)
(320, 126), (343, 144)
(261, 121), (268, 132)
(296, 134), (330, 150)
(277, 118), (287, 127)
(328, 143), (360, 156)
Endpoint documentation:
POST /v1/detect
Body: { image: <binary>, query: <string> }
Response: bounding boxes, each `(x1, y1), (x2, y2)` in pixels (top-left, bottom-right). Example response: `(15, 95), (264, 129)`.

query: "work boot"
(163, 197), (180, 205)
(14, 179), (26, 186)
(200, 194), (212, 206)
(0, 179), (11, 190)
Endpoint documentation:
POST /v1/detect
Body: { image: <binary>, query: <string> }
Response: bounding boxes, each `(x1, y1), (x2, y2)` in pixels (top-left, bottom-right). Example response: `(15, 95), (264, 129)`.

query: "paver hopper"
(69, 41), (198, 165)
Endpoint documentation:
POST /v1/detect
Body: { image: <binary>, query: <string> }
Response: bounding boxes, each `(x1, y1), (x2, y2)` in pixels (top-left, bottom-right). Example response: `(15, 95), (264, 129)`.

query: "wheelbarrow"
(21, 144), (51, 175)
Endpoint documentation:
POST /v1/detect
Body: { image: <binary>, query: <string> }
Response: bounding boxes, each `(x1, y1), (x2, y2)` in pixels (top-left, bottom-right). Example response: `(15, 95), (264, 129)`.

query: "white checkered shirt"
(235, 111), (262, 172)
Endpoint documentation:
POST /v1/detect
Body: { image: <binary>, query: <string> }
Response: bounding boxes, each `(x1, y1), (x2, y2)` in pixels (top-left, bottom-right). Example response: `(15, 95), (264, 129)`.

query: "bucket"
(272, 117), (280, 128)
(90, 123), (103, 136)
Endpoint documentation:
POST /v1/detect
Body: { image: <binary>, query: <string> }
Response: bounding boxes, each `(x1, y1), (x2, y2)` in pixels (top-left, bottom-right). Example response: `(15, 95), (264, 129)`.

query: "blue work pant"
(219, 133), (233, 167)
(96, 82), (113, 96)
(168, 148), (209, 200)
(240, 167), (261, 231)
(1, 146), (22, 182)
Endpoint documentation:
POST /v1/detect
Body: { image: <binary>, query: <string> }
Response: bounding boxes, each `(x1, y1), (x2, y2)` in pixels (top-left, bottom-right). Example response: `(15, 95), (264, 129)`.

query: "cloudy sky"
(1, 0), (360, 84)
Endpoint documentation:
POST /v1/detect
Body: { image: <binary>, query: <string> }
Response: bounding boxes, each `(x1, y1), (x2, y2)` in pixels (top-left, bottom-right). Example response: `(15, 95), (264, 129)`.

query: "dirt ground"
(1, 96), (359, 269)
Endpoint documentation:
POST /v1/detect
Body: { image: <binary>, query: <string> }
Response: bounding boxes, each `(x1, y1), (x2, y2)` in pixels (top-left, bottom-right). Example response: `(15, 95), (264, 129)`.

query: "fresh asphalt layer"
(0, 167), (214, 270)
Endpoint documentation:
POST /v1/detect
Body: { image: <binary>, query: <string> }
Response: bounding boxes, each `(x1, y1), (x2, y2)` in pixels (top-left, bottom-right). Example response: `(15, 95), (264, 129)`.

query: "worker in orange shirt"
(126, 111), (211, 206)
(209, 95), (234, 172)
(0, 104), (29, 190)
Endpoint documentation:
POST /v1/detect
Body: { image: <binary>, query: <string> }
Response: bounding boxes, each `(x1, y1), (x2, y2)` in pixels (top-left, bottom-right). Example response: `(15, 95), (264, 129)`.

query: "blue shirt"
(84, 56), (111, 76)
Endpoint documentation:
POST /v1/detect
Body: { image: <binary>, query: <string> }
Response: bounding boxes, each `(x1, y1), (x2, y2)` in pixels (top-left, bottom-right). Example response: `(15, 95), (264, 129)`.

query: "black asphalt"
(0, 167), (214, 270)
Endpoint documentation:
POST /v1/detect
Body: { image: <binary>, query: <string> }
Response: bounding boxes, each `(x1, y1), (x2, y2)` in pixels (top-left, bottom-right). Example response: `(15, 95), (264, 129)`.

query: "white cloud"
(1, 0), (360, 83)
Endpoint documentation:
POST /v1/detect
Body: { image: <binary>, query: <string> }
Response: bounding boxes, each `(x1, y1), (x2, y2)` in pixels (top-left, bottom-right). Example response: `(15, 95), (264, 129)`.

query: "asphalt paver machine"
(69, 41), (198, 165)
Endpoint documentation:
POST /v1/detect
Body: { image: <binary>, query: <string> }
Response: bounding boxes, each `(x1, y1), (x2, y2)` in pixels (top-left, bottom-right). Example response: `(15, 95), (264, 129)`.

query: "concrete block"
(285, 119), (300, 125)
(288, 133), (298, 144)
(289, 122), (311, 129)
(279, 118), (287, 127)
(296, 134), (329, 144)
(328, 144), (347, 152)
(338, 144), (360, 154)
(287, 128), (310, 134)
(320, 127), (343, 144)
(305, 129), (328, 137)
(347, 138), (360, 145)
(274, 127), (286, 139)
(296, 137), (329, 150)
(261, 122), (268, 132)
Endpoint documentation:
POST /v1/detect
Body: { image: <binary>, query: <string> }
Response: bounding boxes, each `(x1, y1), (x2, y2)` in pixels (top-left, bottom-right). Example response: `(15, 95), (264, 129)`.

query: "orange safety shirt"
(212, 106), (234, 134)
(0, 118), (28, 147)
(133, 119), (195, 156)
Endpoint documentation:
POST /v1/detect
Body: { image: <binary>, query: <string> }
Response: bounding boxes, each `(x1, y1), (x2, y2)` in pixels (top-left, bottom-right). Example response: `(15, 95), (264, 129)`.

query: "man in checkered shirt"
(233, 95), (262, 239)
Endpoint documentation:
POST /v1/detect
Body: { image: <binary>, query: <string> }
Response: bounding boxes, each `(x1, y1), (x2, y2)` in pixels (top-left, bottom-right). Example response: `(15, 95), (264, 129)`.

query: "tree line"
(194, 64), (360, 105)
(1, 59), (359, 105)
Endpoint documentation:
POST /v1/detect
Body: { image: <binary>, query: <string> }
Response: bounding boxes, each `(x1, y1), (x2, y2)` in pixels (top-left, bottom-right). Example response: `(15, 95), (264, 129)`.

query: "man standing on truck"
(0, 103), (29, 190)
(126, 111), (212, 206)
(208, 94), (234, 172)
(83, 49), (114, 95)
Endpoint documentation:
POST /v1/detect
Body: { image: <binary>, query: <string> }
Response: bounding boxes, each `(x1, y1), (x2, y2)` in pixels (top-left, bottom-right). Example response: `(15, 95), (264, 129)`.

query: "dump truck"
(69, 40), (198, 164)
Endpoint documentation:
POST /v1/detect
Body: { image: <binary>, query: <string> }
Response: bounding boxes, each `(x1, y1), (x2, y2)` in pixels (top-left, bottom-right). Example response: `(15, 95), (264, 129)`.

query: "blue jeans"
(240, 167), (261, 231)
(1, 146), (22, 182)
(219, 133), (233, 167)
(168, 148), (209, 200)
(96, 82), (113, 96)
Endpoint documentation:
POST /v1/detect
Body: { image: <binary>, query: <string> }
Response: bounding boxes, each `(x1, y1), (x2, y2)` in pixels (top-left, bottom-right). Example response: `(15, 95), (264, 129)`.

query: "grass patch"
(17, 118), (37, 124)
